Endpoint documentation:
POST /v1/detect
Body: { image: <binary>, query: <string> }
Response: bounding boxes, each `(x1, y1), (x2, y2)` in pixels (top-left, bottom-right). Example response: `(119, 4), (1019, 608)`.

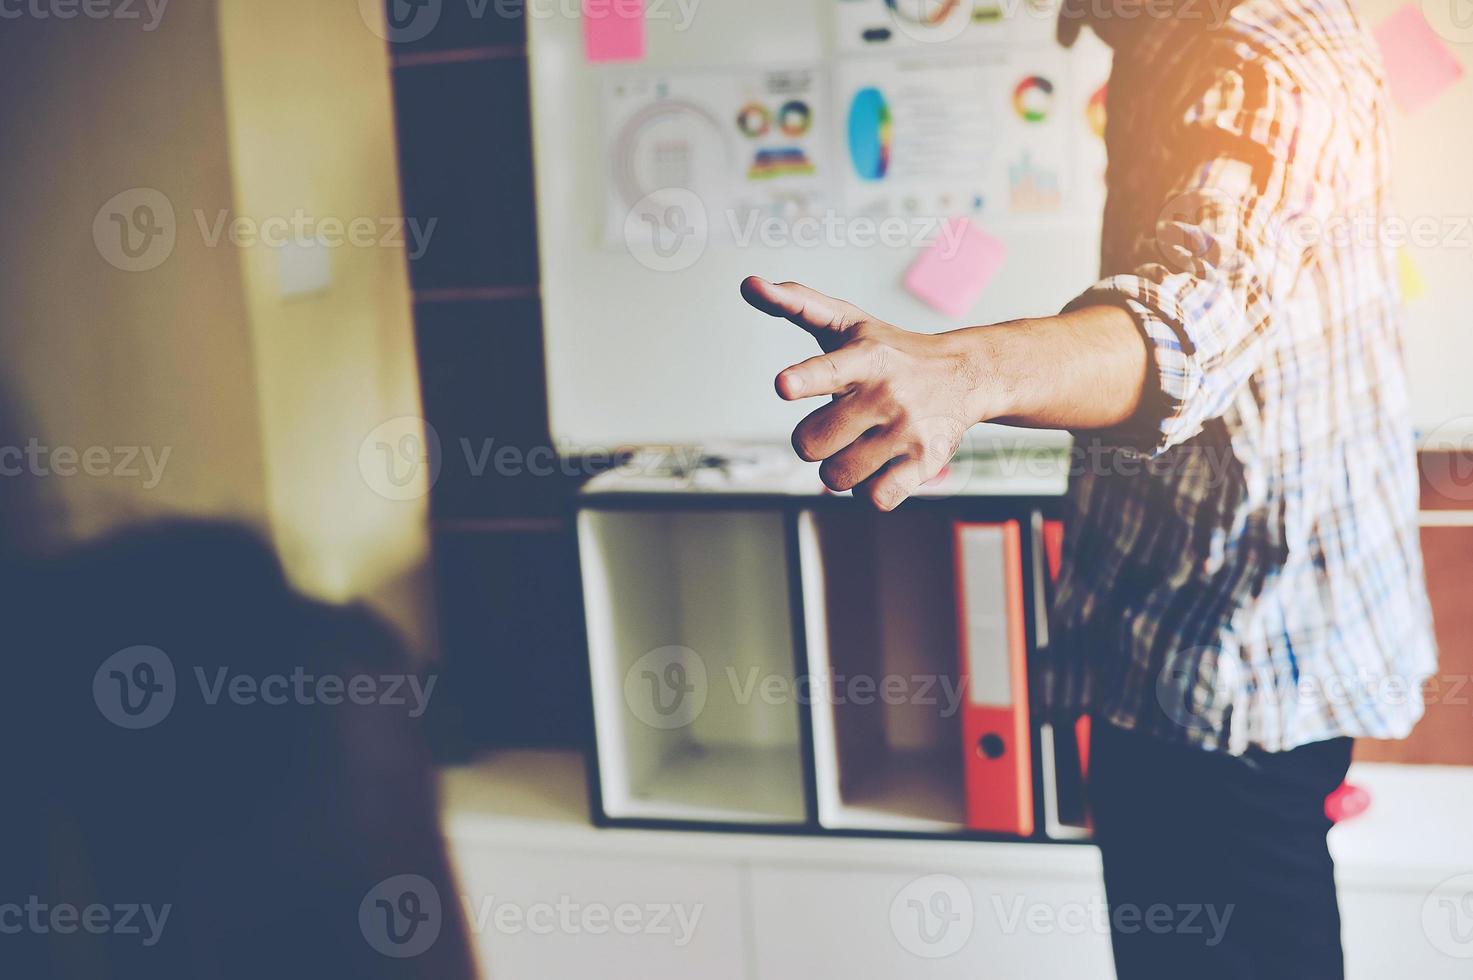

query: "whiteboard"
(1355, 0), (1473, 444)
(528, 0), (1473, 450)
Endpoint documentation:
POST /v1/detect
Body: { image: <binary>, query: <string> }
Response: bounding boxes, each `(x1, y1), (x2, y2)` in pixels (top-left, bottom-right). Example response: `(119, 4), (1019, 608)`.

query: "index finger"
(776, 341), (886, 400)
(741, 277), (868, 348)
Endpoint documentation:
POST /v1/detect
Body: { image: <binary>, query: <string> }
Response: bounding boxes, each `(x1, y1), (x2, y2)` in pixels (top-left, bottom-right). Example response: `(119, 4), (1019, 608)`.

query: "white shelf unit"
(578, 507), (808, 825)
(798, 508), (969, 833)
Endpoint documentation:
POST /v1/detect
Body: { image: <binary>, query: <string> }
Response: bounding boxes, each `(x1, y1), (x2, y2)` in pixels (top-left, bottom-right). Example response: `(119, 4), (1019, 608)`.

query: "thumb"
(740, 277), (866, 352)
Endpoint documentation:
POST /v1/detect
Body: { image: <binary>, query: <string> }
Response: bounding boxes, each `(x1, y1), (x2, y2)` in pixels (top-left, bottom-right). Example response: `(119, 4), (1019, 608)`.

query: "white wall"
(0, 0), (435, 651)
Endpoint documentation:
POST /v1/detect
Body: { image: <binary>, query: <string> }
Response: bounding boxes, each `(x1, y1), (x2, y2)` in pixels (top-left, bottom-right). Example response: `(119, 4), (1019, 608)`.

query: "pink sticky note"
(1374, 4), (1465, 114)
(904, 218), (1006, 319)
(583, 0), (645, 63)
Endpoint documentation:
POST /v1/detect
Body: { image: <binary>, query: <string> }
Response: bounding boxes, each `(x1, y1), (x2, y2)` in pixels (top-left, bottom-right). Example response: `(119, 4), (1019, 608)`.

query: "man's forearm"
(953, 304), (1151, 431)
(741, 277), (1153, 508)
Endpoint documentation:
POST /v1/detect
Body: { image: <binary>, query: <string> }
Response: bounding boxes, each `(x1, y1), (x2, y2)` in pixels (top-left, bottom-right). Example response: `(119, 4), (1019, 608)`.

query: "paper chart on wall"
(602, 67), (833, 249)
(598, 14), (1112, 251)
(834, 45), (1089, 225)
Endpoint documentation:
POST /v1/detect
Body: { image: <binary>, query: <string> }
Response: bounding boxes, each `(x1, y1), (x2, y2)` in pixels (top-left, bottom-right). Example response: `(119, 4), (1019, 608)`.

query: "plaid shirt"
(1049, 0), (1437, 753)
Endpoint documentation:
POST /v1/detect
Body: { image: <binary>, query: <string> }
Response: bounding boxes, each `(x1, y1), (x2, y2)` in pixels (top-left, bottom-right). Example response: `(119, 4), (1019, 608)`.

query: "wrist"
(948, 319), (1037, 425)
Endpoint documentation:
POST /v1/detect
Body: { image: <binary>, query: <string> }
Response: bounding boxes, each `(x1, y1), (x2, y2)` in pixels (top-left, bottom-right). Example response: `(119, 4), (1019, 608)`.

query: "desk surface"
(441, 748), (1473, 890)
(580, 445), (1072, 498)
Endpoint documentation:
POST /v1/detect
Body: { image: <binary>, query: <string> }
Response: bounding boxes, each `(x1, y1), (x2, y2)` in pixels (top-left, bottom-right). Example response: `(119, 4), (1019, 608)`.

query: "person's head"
(5, 520), (476, 980)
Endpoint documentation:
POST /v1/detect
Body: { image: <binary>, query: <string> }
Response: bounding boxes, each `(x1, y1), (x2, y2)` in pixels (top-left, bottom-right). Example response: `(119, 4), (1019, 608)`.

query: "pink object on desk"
(904, 218), (1006, 319)
(583, 0), (646, 63)
(1325, 781), (1372, 824)
(1374, 4), (1465, 114)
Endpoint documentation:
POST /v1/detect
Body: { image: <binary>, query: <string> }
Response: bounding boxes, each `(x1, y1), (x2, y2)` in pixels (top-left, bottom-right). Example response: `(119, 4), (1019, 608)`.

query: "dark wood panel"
(373, 0), (527, 54)
(391, 56), (540, 290)
(413, 297), (590, 518)
(428, 528), (590, 754)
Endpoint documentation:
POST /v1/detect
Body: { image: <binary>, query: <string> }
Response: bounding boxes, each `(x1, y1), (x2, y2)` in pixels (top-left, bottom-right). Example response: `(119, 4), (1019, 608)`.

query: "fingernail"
(782, 373), (804, 396)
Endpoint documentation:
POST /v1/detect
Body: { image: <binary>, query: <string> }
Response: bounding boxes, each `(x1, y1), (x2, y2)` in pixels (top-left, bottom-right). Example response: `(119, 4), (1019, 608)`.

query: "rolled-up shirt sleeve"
(1068, 50), (1334, 456)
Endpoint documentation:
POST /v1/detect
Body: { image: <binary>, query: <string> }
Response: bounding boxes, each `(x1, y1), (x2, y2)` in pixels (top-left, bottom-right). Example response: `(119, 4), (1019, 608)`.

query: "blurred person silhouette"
(1, 388), (477, 978)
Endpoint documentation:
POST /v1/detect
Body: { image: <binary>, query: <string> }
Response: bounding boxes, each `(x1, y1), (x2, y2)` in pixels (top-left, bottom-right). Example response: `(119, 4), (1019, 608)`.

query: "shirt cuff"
(1063, 275), (1212, 458)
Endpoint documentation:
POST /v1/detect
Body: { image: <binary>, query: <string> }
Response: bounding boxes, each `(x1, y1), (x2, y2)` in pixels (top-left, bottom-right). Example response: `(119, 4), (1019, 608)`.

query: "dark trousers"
(1089, 723), (1354, 980)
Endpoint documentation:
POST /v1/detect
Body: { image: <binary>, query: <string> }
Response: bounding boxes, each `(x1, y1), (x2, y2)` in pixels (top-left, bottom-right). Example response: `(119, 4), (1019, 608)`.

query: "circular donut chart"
(847, 87), (892, 182)
(737, 101), (770, 138)
(1012, 75), (1055, 123)
(778, 99), (813, 137)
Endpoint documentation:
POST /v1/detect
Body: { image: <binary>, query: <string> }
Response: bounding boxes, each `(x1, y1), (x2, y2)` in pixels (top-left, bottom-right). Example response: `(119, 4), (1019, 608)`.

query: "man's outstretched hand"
(741, 276), (1151, 510)
(740, 276), (990, 511)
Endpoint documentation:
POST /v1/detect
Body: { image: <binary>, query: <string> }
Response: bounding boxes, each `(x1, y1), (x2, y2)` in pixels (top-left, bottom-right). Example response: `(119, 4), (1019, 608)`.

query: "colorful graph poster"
(834, 44), (1083, 224)
(602, 67), (831, 248)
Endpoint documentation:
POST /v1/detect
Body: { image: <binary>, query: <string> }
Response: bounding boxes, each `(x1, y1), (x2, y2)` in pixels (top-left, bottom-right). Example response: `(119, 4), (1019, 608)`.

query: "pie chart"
(847, 87), (892, 181)
(1012, 75), (1055, 123)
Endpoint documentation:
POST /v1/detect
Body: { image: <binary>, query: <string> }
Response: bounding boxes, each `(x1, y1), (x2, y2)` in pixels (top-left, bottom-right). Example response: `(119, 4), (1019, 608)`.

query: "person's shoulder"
(1211, 0), (1378, 86)
(1174, 0), (1381, 124)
